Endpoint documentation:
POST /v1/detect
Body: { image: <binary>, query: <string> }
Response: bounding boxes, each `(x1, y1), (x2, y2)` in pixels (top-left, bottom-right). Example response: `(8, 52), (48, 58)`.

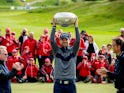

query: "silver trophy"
(53, 12), (77, 27)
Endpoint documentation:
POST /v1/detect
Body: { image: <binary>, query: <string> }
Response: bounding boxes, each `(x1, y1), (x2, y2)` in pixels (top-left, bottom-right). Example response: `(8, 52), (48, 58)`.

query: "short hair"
(0, 46), (6, 54)
(112, 37), (124, 51)
(107, 44), (112, 47)
(120, 28), (124, 32)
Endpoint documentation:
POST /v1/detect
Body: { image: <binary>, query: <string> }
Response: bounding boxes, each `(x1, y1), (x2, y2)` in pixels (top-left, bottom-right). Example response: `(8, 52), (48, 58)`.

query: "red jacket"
(109, 64), (114, 72)
(37, 41), (52, 56)
(21, 52), (33, 68)
(6, 56), (22, 74)
(25, 64), (39, 78)
(78, 38), (86, 56)
(70, 38), (86, 56)
(40, 64), (53, 75)
(2, 35), (20, 53)
(77, 62), (91, 77)
(91, 60), (108, 74)
(55, 36), (62, 47)
(21, 38), (37, 57)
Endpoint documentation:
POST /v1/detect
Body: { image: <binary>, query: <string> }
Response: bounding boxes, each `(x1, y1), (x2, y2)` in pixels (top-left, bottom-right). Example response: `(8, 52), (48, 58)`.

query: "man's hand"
(96, 67), (108, 77)
(74, 18), (78, 27)
(12, 62), (24, 71)
(52, 18), (56, 27)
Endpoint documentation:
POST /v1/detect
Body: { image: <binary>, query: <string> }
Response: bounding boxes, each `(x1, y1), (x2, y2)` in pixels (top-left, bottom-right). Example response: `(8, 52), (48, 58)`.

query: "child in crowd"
(76, 56), (91, 83)
(39, 58), (54, 83)
(6, 49), (24, 83)
(23, 58), (39, 82)
(91, 55), (108, 83)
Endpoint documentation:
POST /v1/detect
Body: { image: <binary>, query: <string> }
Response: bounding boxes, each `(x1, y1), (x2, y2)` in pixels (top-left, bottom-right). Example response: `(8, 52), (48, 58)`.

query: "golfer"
(50, 17), (80, 93)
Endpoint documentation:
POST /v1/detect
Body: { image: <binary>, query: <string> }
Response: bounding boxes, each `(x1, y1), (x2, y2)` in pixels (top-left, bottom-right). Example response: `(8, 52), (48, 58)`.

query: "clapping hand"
(12, 62), (24, 71)
(96, 67), (108, 77)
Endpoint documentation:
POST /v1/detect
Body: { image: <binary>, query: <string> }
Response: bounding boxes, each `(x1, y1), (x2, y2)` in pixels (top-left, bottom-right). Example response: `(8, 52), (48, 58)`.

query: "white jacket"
(84, 41), (99, 56)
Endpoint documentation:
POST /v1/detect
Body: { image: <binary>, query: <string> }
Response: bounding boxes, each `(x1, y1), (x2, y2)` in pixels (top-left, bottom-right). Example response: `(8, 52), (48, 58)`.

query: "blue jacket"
(0, 60), (17, 93)
(107, 51), (124, 90)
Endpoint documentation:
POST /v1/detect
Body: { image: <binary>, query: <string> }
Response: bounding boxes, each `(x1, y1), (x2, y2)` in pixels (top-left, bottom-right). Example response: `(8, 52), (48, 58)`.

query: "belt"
(55, 79), (75, 85)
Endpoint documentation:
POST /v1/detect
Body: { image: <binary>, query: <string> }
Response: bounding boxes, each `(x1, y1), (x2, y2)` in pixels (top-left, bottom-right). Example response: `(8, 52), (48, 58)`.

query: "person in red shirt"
(37, 35), (52, 68)
(23, 58), (39, 82)
(55, 29), (63, 47)
(21, 46), (33, 69)
(89, 53), (97, 78)
(2, 27), (13, 56)
(91, 55), (108, 83)
(21, 32), (37, 59)
(70, 34), (86, 66)
(6, 49), (24, 83)
(39, 58), (53, 83)
(76, 56), (91, 83)
(43, 28), (50, 42)
(0, 30), (5, 45)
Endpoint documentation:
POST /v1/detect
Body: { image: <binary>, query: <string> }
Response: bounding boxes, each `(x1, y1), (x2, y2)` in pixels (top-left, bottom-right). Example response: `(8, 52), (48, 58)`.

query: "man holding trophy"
(50, 12), (80, 93)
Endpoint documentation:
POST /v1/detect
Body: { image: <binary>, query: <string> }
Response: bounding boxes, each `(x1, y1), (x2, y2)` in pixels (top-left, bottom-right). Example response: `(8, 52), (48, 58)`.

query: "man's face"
(112, 41), (121, 54)
(60, 38), (69, 47)
(0, 49), (8, 61)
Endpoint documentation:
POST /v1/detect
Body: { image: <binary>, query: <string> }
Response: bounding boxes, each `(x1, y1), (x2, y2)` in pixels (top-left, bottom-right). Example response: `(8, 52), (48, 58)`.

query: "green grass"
(0, 1), (122, 93)
(12, 82), (117, 93)
(0, 1), (123, 47)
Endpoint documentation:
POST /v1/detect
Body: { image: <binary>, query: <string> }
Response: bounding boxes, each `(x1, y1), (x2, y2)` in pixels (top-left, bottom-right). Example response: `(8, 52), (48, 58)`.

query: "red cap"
(44, 28), (48, 33)
(12, 49), (17, 53)
(45, 58), (51, 63)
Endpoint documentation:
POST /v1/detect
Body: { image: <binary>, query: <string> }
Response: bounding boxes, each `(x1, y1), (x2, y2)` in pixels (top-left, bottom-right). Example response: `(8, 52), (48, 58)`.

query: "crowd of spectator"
(0, 27), (124, 83)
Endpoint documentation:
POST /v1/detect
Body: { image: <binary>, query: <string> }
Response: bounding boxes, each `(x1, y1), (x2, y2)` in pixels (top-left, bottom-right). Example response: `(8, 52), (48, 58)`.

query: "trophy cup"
(53, 12), (77, 27)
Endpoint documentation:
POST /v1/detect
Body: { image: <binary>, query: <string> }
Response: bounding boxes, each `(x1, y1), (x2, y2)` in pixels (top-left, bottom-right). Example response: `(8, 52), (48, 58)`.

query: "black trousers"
(37, 56), (50, 69)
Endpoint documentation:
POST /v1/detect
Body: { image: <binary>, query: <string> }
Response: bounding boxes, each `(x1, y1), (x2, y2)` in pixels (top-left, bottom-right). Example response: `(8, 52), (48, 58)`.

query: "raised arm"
(50, 18), (59, 54)
(72, 18), (80, 54)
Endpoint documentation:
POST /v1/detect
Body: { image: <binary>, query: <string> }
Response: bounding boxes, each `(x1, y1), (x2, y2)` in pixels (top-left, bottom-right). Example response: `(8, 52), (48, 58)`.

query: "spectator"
(11, 32), (20, 51)
(99, 45), (111, 64)
(91, 55), (108, 83)
(76, 56), (91, 83)
(0, 46), (23, 93)
(120, 28), (124, 39)
(43, 28), (50, 42)
(21, 46), (33, 69)
(80, 30), (88, 42)
(37, 35), (52, 68)
(39, 58), (54, 83)
(107, 44), (114, 64)
(0, 30), (5, 45)
(84, 35), (99, 60)
(6, 49), (24, 83)
(21, 32), (37, 59)
(55, 29), (63, 47)
(89, 53), (97, 77)
(18, 28), (28, 54)
(23, 58), (39, 82)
